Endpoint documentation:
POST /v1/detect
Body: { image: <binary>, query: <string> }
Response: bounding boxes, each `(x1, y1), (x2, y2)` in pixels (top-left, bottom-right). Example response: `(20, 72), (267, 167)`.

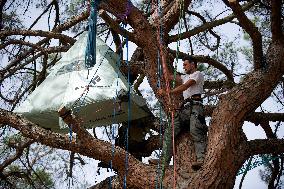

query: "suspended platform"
(14, 32), (150, 132)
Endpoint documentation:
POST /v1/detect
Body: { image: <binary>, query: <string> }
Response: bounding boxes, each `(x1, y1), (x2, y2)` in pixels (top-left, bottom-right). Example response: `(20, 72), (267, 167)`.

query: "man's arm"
(170, 79), (196, 95)
(157, 78), (196, 96)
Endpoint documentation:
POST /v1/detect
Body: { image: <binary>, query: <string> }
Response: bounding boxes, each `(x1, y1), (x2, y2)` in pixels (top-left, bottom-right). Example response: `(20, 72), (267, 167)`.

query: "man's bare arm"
(170, 79), (196, 95)
(157, 78), (196, 96)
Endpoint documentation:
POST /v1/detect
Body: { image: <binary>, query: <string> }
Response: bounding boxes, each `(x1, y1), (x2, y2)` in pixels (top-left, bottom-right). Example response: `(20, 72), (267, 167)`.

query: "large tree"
(0, 0), (284, 188)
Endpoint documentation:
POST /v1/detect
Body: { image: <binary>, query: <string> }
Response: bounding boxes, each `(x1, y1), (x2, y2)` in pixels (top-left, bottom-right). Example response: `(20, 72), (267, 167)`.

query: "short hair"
(182, 56), (197, 68)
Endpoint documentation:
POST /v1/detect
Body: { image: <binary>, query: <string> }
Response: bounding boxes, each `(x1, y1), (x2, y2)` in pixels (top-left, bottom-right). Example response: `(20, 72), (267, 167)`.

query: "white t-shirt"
(180, 71), (204, 100)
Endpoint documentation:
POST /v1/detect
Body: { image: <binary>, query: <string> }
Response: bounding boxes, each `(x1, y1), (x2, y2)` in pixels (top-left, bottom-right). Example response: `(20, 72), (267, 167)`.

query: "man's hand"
(157, 88), (178, 111)
(157, 88), (167, 97)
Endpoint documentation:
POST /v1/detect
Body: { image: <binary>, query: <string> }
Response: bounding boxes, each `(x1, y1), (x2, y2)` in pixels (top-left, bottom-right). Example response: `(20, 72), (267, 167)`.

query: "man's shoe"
(191, 161), (203, 170)
(148, 158), (160, 165)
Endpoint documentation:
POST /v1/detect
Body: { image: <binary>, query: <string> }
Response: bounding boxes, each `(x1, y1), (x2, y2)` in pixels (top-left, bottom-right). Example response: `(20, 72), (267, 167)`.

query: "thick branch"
(0, 39), (46, 52)
(228, 0), (263, 69)
(0, 139), (34, 173)
(243, 139), (284, 157)
(0, 109), (157, 188)
(3, 11), (88, 71)
(53, 11), (88, 32)
(187, 10), (221, 51)
(204, 80), (235, 90)
(246, 112), (284, 123)
(169, 49), (234, 81)
(204, 105), (284, 123)
(99, 10), (136, 43)
(0, 45), (71, 83)
(208, 39), (284, 138)
(271, 0), (284, 41)
(0, 29), (76, 44)
(163, 0), (191, 35)
(169, 1), (254, 43)
(0, 0), (7, 30)
(100, 0), (156, 48)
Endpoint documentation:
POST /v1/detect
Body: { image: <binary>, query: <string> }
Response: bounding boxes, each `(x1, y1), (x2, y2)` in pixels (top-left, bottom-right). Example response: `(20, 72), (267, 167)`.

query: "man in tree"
(150, 57), (208, 171)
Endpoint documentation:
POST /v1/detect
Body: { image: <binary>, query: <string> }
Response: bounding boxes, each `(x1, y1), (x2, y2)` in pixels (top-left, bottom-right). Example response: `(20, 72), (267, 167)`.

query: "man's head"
(182, 56), (197, 74)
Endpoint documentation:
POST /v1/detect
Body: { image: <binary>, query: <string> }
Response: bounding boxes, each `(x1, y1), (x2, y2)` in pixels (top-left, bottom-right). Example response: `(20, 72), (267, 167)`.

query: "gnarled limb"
(99, 10), (136, 43)
(0, 45), (71, 84)
(3, 11), (88, 72)
(187, 10), (221, 51)
(0, 29), (76, 44)
(162, 0), (191, 35)
(0, 138), (34, 173)
(169, 1), (254, 43)
(0, 108), (158, 188)
(0, 0), (7, 30)
(242, 139), (284, 157)
(204, 104), (284, 123)
(204, 80), (235, 90)
(228, 0), (263, 69)
(271, 0), (284, 41)
(170, 49), (234, 81)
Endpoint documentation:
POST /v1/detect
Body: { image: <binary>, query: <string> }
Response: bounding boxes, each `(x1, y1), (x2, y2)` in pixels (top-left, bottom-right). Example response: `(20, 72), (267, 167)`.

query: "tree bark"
(1, 0), (284, 188)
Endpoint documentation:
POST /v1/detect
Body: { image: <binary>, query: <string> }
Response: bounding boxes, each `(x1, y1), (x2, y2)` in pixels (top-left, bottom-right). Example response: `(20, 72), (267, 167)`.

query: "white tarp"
(14, 32), (150, 132)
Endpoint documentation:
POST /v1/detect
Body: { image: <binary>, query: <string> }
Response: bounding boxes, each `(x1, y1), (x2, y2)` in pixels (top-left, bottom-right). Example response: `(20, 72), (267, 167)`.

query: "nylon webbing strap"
(85, 0), (101, 68)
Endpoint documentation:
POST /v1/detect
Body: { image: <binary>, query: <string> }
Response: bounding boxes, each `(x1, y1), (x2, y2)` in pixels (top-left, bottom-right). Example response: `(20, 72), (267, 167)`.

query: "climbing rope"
(151, 7), (166, 188)
(154, 1), (185, 188)
(169, 2), (185, 187)
(85, 0), (100, 68)
(114, 2), (132, 188)
(155, 0), (177, 187)
(155, 46), (163, 189)
(146, 0), (152, 15)
(173, 0), (184, 88)
(237, 154), (284, 176)
(238, 156), (253, 189)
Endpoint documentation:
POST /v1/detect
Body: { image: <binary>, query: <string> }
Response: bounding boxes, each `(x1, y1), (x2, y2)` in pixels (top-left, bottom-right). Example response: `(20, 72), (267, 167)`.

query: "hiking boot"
(148, 158), (160, 165)
(191, 160), (203, 170)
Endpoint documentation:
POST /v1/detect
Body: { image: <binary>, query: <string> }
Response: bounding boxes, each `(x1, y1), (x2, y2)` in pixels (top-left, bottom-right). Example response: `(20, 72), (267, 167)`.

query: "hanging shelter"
(14, 32), (150, 133)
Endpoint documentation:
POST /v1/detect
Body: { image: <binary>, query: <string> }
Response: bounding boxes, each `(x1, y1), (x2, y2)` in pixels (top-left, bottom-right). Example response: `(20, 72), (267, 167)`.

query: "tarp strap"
(85, 0), (100, 68)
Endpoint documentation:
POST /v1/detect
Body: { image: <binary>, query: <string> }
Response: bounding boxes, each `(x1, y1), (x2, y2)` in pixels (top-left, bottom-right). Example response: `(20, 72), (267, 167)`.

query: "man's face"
(183, 60), (194, 74)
